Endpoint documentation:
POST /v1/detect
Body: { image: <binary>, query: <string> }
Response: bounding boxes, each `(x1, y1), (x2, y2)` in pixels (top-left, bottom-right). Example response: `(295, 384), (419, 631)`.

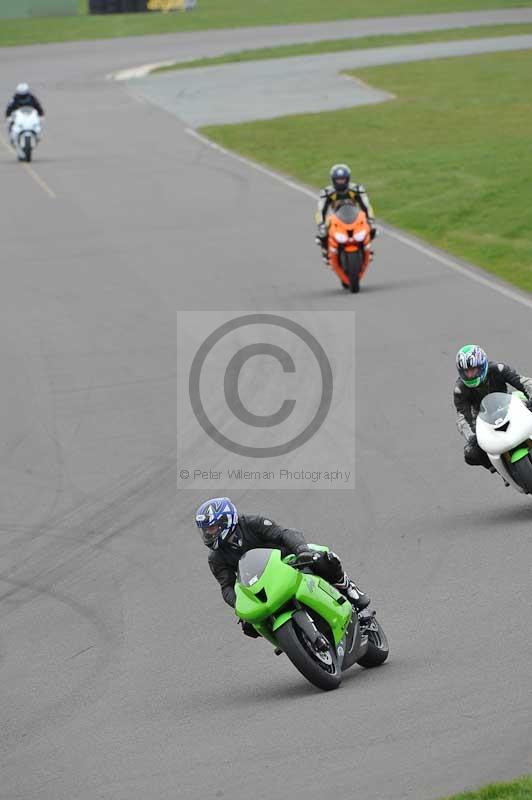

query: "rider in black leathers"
(454, 345), (532, 469)
(195, 498), (370, 638)
(5, 84), (44, 123)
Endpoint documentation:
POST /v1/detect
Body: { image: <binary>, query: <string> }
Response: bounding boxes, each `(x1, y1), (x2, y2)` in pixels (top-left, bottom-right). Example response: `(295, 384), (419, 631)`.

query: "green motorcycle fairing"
(234, 548), (352, 647)
(510, 446), (530, 463)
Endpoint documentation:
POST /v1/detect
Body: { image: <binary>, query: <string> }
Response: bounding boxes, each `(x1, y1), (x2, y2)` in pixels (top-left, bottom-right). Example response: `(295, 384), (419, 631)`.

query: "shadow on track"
(177, 659), (394, 715)
(359, 275), (447, 293)
(295, 274), (448, 302)
(445, 502), (532, 530)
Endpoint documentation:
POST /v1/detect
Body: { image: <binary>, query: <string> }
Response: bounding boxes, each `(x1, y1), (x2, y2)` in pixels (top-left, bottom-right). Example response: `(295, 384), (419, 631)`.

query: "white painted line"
(382, 228), (532, 310)
(0, 134), (56, 199)
(186, 127), (532, 311)
(109, 61), (177, 81)
(186, 127), (316, 198)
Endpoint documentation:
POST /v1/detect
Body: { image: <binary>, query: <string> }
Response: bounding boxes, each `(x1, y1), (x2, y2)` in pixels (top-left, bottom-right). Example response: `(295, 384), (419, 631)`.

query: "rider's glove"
(239, 619), (260, 638)
(467, 434), (478, 448)
(294, 547), (320, 563)
(322, 551), (342, 569)
(318, 551), (343, 582)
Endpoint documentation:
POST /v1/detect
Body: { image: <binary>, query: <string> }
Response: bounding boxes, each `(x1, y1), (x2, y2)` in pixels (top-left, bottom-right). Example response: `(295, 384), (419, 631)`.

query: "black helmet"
(330, 163), (351, 194)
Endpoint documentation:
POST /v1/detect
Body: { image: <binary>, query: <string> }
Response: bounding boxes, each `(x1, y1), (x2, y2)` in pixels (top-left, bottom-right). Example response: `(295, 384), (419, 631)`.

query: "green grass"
(441, 776), (532, 800)
(202, 50), (532, 292)
(154, 23), (532, 73)
(1, 0), (532, 47)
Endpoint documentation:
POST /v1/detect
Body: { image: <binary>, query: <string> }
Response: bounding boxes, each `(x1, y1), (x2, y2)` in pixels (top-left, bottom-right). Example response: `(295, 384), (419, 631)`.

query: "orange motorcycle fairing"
(326, 204), (372, 289)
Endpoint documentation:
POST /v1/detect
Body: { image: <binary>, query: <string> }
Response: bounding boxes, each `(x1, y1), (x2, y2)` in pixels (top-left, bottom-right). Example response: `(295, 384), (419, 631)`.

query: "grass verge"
(2, 0), (532, 47)
(154, 23), (532, 73)
(202, 50), (532, 292)
(441, 776), (532, 799)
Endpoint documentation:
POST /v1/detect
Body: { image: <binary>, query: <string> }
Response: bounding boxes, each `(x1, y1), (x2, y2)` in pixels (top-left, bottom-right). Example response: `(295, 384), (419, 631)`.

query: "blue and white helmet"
(195, 497), (239, 550)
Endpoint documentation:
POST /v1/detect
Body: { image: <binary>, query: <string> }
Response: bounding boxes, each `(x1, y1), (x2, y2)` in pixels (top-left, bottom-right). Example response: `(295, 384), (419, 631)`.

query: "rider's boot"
(334, 572), (370, 611)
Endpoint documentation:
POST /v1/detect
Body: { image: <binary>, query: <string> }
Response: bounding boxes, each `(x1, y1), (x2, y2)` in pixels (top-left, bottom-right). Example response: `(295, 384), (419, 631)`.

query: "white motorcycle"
(476, 391), (532, 493)
(8, 106), (42, 162)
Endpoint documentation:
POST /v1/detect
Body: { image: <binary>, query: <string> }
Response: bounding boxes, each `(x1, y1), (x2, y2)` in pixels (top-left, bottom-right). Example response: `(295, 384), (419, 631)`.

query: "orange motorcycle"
(326, 202), (372, 293)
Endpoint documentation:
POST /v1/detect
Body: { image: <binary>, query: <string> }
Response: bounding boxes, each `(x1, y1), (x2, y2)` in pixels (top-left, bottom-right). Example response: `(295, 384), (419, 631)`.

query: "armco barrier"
(0, 0), (78, 17)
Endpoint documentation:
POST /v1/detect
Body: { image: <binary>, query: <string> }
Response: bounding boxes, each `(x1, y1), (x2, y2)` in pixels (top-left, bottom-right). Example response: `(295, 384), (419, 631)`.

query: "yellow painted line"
(0, 134), (56, 199)
(22, 162), (56, 199)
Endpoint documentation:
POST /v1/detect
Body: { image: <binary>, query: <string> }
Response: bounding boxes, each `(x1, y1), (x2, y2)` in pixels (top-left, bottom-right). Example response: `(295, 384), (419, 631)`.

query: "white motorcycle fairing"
(8, 106), (42, 162)
(476, 392), (532, 493)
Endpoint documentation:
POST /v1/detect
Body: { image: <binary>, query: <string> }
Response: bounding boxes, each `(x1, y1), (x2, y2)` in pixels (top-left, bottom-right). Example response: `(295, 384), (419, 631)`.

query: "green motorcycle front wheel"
(276, 619), (341, 691)
(509, 452), (532, 493)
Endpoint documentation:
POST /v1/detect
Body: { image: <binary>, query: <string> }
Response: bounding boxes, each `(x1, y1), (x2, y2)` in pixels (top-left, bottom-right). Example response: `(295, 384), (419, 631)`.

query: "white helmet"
(16, 83), (30, 96)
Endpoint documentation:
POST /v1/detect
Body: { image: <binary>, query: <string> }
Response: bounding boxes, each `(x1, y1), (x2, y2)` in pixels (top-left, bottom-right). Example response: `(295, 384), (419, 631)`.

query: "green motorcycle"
(235, 546), (389, 691)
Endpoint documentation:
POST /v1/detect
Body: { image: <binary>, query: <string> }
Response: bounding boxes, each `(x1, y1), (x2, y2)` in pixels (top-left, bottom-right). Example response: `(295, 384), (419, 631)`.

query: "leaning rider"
(454, 344), (532, 470)
(195, 497), (370, 638)
(315, 163), (376, 262)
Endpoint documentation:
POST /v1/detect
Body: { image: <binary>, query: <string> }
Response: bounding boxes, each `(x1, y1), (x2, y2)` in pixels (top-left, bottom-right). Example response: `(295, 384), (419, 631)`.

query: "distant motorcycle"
(326, 201), (372, 293)
(235, 547), (389, 691)
(8, 106), (42, 162)
(476, 391), (532, 492)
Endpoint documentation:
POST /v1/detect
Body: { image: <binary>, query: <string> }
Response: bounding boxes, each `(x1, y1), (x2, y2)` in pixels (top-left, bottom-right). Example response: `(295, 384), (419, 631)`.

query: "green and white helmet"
(456, 344), (488, 388)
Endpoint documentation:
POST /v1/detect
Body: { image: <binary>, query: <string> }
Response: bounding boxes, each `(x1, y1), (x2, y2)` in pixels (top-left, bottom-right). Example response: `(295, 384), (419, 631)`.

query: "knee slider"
(464, 443), (479, 465)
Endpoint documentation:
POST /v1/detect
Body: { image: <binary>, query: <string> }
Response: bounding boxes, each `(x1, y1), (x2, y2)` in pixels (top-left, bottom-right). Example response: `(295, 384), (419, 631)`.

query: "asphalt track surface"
(1, 12), (532, 800)
(135, 34), (532, 125)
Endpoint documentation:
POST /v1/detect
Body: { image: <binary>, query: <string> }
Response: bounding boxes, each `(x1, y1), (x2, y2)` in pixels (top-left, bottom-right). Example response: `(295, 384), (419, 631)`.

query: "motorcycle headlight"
(334, 232), (347, 244)
(354, 230), (367, 243)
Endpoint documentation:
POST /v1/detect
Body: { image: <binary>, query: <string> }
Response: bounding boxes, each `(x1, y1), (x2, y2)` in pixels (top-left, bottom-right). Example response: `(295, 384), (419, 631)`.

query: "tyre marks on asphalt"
(0, 450), (176, 750)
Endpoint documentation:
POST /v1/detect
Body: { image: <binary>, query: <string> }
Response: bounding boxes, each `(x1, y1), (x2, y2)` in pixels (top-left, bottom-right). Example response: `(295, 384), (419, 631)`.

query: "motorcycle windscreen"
(335, 204), (358, 224)
(237, 548), (274, 587)
(478, 392), (512, 426)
